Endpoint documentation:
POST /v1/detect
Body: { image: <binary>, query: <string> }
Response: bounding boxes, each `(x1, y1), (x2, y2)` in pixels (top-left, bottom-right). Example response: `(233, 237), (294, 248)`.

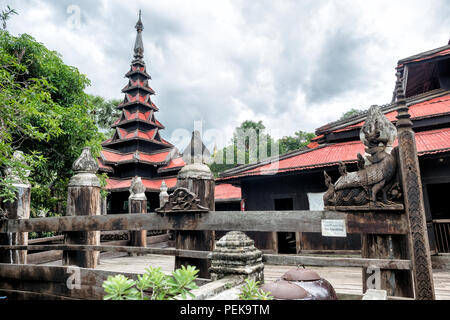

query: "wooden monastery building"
(218, 42), (450, 255)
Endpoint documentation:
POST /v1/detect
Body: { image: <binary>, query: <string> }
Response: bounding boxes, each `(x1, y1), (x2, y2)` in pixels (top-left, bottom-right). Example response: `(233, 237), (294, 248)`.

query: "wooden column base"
(175, 230), (215, 279)
(361, 233), (414, 298)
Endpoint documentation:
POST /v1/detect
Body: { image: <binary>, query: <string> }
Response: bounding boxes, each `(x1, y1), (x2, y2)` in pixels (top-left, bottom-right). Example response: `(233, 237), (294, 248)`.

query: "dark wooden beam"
(0, 210), (409, 234)
(263, 254), (411, 270)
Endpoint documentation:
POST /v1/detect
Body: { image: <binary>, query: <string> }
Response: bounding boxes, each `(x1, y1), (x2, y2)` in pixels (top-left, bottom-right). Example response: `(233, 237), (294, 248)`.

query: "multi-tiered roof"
(98, 12), (185, 194)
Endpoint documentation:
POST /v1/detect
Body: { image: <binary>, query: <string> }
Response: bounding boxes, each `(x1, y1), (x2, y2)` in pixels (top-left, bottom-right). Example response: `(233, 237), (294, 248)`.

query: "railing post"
(394, 73), (435, 299)
(0, 151), (31, 264)
(129, 177), (147, 254)
(361, 233), (414, 297)
(174, 131), (215, 278)
(63, 147), (101, 268)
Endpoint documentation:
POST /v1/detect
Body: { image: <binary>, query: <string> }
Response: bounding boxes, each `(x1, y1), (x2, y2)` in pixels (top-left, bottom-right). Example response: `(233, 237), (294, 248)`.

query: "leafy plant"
(102, 265), (199, 300)
(103, 274), (139, 300)
(238, 279), (273, 300)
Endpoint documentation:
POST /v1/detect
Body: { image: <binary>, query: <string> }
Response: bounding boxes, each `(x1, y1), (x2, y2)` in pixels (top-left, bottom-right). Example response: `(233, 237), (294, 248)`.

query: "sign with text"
(321, 219), (347, 237)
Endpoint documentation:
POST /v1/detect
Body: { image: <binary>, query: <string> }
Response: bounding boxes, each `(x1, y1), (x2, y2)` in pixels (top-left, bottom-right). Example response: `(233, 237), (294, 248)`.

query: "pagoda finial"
(134, 10), (144, 60)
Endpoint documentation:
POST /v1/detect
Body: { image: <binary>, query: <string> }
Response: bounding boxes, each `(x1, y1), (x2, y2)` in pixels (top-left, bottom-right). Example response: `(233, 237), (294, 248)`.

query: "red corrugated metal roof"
(215, 183), (241, 200)
(398, 47), (450, 68)
(221, 127), (450, 179)
(106, 177), (177, 191)
(337, 97), (450, 133)
(333, 94), (450, 134)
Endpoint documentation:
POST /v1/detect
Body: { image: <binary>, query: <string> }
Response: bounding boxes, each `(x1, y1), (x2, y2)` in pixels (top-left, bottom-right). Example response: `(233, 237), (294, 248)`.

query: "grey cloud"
(5, 0), (450, 146)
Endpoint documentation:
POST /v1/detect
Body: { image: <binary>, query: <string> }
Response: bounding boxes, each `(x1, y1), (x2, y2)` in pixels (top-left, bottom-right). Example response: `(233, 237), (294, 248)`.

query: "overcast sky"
(4, 0), (450, 149)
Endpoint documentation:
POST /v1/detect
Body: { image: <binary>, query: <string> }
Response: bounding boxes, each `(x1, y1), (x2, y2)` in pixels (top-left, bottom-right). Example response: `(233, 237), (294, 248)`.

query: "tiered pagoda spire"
(98, 12), (185, 212)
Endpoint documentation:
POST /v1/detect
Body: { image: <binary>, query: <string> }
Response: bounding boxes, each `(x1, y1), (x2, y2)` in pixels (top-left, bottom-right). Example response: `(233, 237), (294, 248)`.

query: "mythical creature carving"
(155, 187), (209, 213)
(323, 105), (403, 210)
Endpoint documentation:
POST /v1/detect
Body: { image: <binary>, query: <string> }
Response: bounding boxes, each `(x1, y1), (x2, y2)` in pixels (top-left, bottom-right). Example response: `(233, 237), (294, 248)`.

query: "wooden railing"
(433, 219), (450, 253)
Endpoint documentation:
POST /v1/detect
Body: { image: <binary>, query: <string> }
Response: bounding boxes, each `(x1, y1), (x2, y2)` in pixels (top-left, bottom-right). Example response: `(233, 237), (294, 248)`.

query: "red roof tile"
(159, 157), (185, 172)
(106, 177), (177, 191)
(102, 149), (134, 162)
(221, 128), (450, 179)
(215, 184), (241, 200)
(139, 150), (170, 163)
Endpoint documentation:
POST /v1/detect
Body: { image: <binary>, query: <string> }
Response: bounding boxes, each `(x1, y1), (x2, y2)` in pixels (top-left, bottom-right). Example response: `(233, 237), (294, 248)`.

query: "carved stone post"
(209, 231), (264, 282)
(129, 177), (147, 254)
(395, 73), (435, 300)
(174, 131), (215, 278)
(63, 147), (101, 268)
(159, 180), (169, 208)
(0, 151), (31, 264)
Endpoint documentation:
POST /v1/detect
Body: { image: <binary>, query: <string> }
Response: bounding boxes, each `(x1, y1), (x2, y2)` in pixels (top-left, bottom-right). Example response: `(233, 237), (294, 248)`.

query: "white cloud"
(4, 0), (450, 149)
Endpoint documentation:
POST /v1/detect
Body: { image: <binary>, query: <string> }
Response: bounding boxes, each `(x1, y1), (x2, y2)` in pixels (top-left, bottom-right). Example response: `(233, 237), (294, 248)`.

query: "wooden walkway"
(86, 253), (450, 300)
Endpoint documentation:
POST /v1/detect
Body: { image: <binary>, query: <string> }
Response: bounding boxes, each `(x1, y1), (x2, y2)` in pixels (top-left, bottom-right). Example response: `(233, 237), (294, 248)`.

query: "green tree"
(88, 95), (121, 137)
(1, 5), (17, 30)
(340, 108), (363, 120)
(0, 30), (104, 223)
(209, 120), (275, 177)
(278, 130), (316, 154)
(209, 121), (315, 177)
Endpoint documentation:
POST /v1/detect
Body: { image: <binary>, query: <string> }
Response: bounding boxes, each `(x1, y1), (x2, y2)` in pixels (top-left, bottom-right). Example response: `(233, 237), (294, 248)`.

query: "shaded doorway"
(274, 198), (296, 254)
(428, 183), (450, 253)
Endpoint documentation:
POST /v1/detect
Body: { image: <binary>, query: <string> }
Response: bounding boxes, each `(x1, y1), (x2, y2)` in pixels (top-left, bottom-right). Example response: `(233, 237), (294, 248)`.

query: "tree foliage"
(278, 130), (316, 155)
(209, 120), (315, 177)
(340, 108), (363, 120)
(87, 94), (121, 137)
(0, 5), (17, 30)
(0, 29), (104, 222)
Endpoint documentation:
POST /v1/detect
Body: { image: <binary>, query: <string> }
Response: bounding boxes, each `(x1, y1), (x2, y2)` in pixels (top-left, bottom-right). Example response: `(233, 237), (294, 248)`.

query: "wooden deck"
(81, 253), (450, 300)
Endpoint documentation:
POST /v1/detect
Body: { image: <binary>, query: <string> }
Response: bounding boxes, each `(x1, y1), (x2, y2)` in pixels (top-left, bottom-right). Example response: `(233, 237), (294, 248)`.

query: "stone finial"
(72, 147), (99, 173)
(182, 130), (211, 165)
(159, 180), (169, 207)
(129, 176), (147, 201)
(209, 231), (264, 282)
(4, 151), (30, 184)
(69, 147), (100, 187)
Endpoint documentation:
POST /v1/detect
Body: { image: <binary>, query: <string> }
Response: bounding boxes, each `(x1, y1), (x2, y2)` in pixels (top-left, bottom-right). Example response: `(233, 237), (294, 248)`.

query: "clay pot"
(260, 268), (337, 300)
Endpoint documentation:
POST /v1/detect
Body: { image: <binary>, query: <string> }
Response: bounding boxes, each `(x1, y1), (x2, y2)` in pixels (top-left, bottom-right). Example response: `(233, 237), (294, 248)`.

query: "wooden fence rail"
(0, 210), (408, 234)
(0, 244), (412, 270)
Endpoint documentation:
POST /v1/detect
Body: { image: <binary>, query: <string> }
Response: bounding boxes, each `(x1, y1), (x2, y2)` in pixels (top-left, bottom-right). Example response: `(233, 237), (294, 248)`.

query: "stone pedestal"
(209, 231), (264, 282)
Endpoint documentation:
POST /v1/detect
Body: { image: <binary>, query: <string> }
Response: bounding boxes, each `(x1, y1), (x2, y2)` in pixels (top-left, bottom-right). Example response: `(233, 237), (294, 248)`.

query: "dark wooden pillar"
(394, 72), (435, 299)
(0, 151), (31, 264)
(63, 147), (101, 268)
(361, 232), (414, 298)
(174, 130), (215, 278)
(129, 177), (147, 254)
